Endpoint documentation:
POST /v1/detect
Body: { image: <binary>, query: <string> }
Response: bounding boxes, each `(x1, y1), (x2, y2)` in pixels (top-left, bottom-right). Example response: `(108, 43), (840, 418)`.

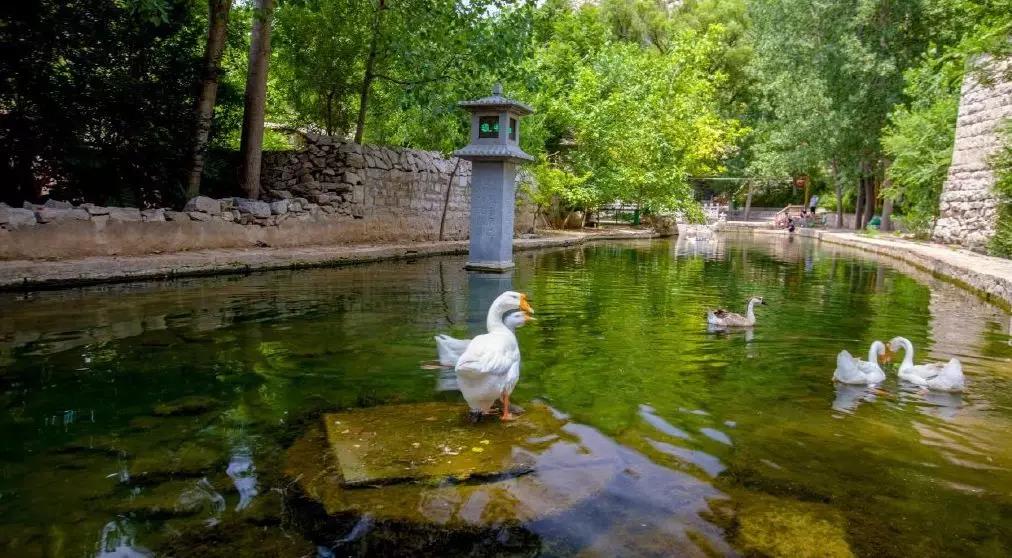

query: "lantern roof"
(458, 84), (534, 116)
(453, 143), (535, 162)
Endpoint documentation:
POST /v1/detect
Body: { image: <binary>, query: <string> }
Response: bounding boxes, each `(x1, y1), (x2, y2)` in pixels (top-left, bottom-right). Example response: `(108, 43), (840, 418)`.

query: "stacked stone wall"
(260, 135), (473, 241)
(933, 56), (1012, 250)
(0, 134), (538, 260)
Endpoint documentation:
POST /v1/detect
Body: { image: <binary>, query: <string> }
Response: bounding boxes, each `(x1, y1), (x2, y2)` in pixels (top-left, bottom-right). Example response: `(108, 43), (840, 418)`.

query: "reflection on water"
(225, 445), (258, 512)
(832, 383), (880, 414)
(96, 519), (151, 558)
(1, 234), (1011, 556)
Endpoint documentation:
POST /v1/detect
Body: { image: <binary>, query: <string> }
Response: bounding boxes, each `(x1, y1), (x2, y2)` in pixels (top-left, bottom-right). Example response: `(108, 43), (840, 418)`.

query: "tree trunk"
(853, 175), (864, 230)
(354, 0), (385, 145)
(325, 90), (335, 136)
(438, 158), (461, 240)
(743, 181), (754, 221)
(863, 162), (875, 227)
(881, 196), (894, 232)
(238, 0), (275, 200)
(185, 0), (233, 200)
(880, 160), (894, 231)
(831, 159), (843, 229)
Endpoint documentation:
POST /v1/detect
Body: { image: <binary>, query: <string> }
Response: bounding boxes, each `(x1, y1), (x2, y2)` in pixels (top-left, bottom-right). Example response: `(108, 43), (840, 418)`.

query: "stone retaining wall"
(0, 135), (536, 260)
(260, 136), (474, 240)
(933, 55), (1012, 250)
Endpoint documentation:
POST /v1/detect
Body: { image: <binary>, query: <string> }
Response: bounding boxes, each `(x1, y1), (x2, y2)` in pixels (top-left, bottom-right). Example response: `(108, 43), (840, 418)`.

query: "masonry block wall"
(933, 56), (1012, 250)
(260, 135), (474, 241)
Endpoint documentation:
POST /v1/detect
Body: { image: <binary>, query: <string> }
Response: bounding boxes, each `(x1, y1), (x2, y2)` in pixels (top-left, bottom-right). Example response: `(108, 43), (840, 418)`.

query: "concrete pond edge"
(0, 229), (664, 292)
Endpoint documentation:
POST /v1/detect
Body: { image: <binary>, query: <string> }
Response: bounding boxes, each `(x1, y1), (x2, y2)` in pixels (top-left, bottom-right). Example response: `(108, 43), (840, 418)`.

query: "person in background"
(808, 194), (820, 216)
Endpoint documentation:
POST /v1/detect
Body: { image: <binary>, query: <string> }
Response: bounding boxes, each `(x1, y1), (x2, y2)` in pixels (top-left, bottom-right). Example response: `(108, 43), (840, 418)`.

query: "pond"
(2, 234), (1011, 557)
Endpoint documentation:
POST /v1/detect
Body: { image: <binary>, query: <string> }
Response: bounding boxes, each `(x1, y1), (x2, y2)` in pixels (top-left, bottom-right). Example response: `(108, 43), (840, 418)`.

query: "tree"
(186, 0), (233, 198)
(0, 0), (218, 206)
(354, 0), (386, 144)
(238, 0), (275, 199)
(273, 0), (370, 136)
(520, 2), (743, 219)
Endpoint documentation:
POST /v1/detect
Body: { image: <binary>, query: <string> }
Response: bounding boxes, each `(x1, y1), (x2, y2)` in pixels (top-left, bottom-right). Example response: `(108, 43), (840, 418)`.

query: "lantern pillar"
(454, 84), (534, 272)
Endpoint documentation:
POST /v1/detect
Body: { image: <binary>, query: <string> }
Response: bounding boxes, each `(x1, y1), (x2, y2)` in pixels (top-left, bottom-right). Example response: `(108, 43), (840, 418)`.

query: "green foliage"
(881, 50), (961, 236)
(990, 121), (1012, 257)
(521, 3), (744, 215)
(529, 161), (593, 208)
(3, 0), (1010, 222)
(271, 0), (535, 153)
(272, 0), (371, 136)
(0, 0), (231, 206)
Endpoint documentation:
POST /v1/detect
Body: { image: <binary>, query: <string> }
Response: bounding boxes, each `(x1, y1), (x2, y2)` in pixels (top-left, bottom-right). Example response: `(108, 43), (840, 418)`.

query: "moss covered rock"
(152, 396), (219, 417)
(285, 401), (620, 527)
(109, 479), (224, 520)
(129, 442), (222, 483)
(735, 494), (855, 558)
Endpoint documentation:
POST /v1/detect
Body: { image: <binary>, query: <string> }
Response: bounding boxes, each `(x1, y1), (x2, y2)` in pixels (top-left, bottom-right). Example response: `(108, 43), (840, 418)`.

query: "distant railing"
(596, 204), (639, 224)
(773, 205), (826, 228)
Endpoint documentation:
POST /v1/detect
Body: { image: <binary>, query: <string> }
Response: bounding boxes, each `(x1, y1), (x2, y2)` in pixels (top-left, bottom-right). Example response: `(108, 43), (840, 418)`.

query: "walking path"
(752, 227), (1012, 310)
(0, 229), (660, 291)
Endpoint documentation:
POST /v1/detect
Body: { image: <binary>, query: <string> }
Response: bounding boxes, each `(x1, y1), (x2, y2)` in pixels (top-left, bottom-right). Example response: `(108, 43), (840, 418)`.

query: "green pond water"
(2, 234), (1012, 557)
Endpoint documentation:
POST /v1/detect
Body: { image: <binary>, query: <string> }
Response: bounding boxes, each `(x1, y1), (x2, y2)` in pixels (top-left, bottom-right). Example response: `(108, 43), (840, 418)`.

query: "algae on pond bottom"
(735, 494), (855, 558)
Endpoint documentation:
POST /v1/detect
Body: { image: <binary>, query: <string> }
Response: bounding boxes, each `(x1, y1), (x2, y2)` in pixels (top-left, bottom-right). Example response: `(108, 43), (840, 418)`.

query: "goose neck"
(867, 342), (883, 364)
(897, 338), (915, 370)
(486, 301), (511, 332)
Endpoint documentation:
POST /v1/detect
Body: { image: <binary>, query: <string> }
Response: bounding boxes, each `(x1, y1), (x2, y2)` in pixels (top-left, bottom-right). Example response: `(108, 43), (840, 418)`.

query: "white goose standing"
(889, 336), (964, 392)
(455, 291), (533, 421)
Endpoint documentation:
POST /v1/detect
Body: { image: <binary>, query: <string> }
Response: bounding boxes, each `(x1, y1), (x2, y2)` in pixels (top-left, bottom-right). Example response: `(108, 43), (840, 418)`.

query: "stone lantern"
(454, 84), (534, 271)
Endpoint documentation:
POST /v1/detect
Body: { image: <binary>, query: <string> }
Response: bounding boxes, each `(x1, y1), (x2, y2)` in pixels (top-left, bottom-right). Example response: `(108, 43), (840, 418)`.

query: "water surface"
(2, 234), (1011, 557)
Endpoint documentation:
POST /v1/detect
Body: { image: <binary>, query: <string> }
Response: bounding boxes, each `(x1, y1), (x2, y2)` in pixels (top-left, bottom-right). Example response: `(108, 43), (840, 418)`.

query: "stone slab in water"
(323, 402), (550, 487)
(288, 401), (622, 526)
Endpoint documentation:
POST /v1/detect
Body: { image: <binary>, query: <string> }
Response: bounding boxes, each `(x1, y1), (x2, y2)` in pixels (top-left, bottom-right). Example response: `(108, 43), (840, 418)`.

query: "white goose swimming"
(707, 296), (765, 328)
(455, 291), (533, 421)
(833, 341), (887, 385)
(889, 337), (965, 392)
(434, 310), (531, 367)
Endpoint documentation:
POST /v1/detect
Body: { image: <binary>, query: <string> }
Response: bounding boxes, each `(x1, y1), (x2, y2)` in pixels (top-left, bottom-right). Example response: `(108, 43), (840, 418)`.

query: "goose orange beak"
(520, 294), (534, 315)
(881, 348), (893, 364)
(524, 311), (536, 322)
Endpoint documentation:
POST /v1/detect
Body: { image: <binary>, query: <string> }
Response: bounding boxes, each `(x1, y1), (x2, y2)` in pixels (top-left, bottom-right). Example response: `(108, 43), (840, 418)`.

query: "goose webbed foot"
(499, 394), (518, 421)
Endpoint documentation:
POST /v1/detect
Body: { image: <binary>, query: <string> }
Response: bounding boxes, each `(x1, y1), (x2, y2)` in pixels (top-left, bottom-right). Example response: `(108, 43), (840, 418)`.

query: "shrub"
(989, 120), (1012, 258)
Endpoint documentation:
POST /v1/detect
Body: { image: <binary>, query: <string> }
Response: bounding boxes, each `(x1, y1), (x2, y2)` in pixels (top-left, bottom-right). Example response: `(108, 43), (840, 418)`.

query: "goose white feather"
(833, 341), (886, 385)
(434, 310), (529, 367)
(890, 337), (964, 392)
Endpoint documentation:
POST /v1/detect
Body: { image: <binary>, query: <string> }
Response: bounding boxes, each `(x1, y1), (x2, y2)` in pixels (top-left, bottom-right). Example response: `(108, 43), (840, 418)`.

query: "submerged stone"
(152, 395), (219, 416)
(130, 441), (222, 482)
(109, 479), (224, 520)
(735, 494), (855, 558)
(286, 401), (621, 527)
(322, 402), (547, 486)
